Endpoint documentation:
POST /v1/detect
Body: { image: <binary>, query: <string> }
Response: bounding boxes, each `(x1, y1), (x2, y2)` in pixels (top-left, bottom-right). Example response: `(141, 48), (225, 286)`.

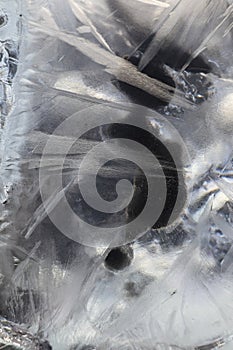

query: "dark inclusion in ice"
(40, 341), (53, 350)
(209, 229), (232, 264)
(124, 272), (153, 297)
(0, 10), (7, 28)
(105, 246), (134, 271)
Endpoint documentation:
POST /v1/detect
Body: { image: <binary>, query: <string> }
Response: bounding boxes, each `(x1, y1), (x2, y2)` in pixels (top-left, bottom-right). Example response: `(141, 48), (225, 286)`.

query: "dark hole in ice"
(0, 13), (7, 27)
(105, 246), (133, 271)
(0, 17), (4, 26)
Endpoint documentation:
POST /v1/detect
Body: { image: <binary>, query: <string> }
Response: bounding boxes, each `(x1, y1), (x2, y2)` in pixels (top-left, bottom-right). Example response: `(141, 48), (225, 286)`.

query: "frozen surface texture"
(0, 0), (233, 349)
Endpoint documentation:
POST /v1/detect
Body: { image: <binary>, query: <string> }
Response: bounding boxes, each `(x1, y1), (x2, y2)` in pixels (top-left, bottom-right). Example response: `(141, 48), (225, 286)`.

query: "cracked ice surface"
(0, 0), (233, 349)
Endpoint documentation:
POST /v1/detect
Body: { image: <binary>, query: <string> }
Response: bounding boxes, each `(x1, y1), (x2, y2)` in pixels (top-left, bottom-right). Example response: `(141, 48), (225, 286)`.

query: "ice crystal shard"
(0, 1), (233, 349)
